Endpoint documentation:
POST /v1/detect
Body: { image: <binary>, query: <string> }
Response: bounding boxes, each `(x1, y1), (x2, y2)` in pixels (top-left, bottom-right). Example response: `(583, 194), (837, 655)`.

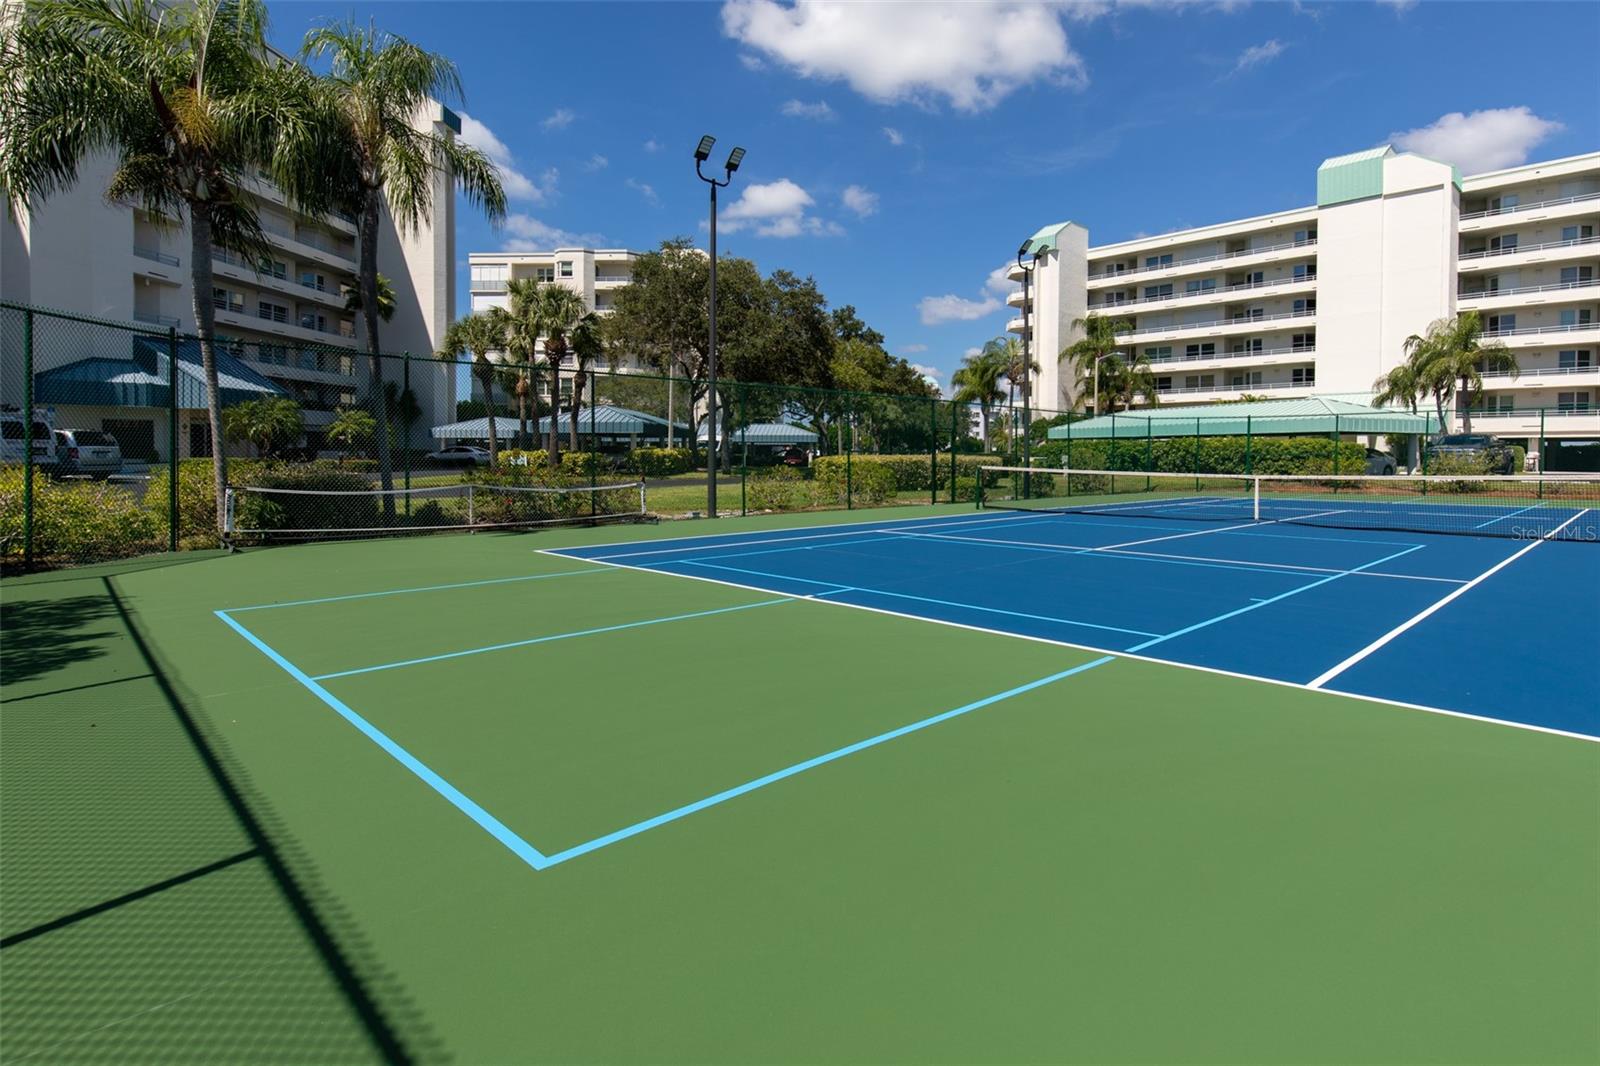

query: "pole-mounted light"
(695, 135), (746, 518)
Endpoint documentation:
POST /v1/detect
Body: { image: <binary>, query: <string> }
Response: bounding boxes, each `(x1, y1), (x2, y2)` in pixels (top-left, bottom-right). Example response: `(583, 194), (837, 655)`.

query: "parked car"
(781, 446), (810, 467)
(1363, 448), (1397, 476)
(1425, 433), (1518, 474)
(0, 405), (57, 470)
(52, 429), (123, 478)
(426, 444), (492, 466)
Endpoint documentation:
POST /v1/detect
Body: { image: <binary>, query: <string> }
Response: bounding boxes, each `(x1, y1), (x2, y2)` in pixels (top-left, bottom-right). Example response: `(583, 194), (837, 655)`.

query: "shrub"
(828, 453), (1005, 493)
(813, 457), (897, 506)
(744, 467), (823, 512)
(629, 447), (695, 477)
(0, 468), (161, 564)
(1033, 435), (1365, 476)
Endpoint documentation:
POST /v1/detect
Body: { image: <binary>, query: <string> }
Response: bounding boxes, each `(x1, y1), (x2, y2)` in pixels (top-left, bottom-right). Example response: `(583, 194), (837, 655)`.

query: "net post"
(845, 396), (853, 510)
(167, 324), (180, 552)
(929, 396), (938, 507)
(1065, 416), (1072, 497)
(1252, 476), (1260, 522)
(402, 352), (412, 517)
(1144, 415), (1152, 491)
(738, 382), (747, 518)
(1194, 417), (1201, 493)
(21, 307), (33, 570)
(223, 487), (235, 535)
(467, 483), (474, 526)
(1332, 413), (1340, 485)
(948, 400), (957, 503)
(1244, 416), (1252, 475)
(589, 374), (598, 518)
(1108, 412), (1118, 472)
(1539, 408), (1546, 495)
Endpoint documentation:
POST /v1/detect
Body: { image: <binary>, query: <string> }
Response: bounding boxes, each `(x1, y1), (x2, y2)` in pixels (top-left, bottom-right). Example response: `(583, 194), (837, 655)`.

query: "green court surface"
(2, 504), (1596, 1064)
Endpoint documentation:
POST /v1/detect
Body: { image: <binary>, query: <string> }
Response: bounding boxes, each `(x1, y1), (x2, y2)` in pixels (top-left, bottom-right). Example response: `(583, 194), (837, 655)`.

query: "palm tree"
(342, 272), (396, 323)
(951, 347), (1007, 449)
(566, 312), (603, 453)
(222, 396), (304, 458)
(325, 407), (375, 463)
(523, 284), (592, 464)
(1061, 313), (1133, 413)
(300, 21), (505, 513)
(437, 312), (507, 463)
(1402, 311), (1519, 433)
(1371, 360), (1425, 416)
(493, 363), (532, 449)
(494, 278), (545, 454)
(1, 0), (316, 533)
(1100, 352), (1161, 413)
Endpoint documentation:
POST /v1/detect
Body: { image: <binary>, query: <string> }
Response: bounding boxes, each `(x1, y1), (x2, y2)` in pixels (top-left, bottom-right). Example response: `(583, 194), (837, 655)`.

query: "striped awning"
(34, 337), (287, 409)
(433, 404), (690, 440)
(699, 422), (819, 445)
(1048, 397), (1440, 440)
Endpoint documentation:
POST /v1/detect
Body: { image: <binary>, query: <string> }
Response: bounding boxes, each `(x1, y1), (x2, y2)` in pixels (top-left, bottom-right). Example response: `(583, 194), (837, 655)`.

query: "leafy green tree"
(493, 278), (546, 452)
(1400, 311), (1519, 432)
(326, 407), (375, 462)
(951, 347), (1008, 448)
(342, 272), (396, 323)
(437, 312), (508, 462)
(223, 397), (304, 457)
(299, 21), (505, 511)
(523, 284), (591, 463)
(1, 0), (319, 532)
(567, 312), (604, 452)
(1062, 313), (1134, 413)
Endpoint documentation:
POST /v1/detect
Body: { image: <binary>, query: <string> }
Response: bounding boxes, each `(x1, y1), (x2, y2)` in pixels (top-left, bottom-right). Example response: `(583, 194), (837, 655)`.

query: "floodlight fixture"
(725, 147), (746, 173)
(694, 134), (716, 162)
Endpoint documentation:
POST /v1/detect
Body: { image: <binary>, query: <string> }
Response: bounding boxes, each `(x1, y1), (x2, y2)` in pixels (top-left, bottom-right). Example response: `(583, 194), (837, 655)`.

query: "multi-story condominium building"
(1009, 147), (1599, 451)
(1, 101), (461, 460)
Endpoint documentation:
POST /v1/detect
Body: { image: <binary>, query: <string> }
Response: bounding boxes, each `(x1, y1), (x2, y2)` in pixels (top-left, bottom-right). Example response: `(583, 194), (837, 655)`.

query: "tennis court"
(4, 491), (1597, 1063)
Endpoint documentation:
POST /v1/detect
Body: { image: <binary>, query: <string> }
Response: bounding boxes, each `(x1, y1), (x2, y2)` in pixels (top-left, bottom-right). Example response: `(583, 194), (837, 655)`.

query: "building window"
(1184, 342), (1216, 359)
(1185, 278), (1216, 294)
(558, 260), (574, 278)
(1292, 263), (1317, 281)
(1558, 349), (1593, 369)
(1291, 367), (1316, 385)
(1232, 307), (1265, 322)
(1292, 298), (1317, 315)
(1489, 233), (1518, 252)
(1145, 346), (1172, 361)
(1291, 332), (1315, 351)
(1102, 292), (1128, 306)
(1476, 394), (1514, 413)
(1561, 224), (1595, 242)
(1156, 376), (1172, 392)
(535, 266), (555, 283)
(1229, 371), (1262, 388)
(212, 288), (243, 313)
(1144, 254), (1173, 270)
(258, 300), (288, 323)
(471, 264), (507, 287)
(1560, 266), (1595, 286)
(1230, 339), (1262, 354)
(1293, 227), (1317, 243)
(1559, 309), (1594, 327)
(1488, 194), (1519, 213)
(257, 258), (287, 279)
(1558, 392), (1592, 411)
(1184, 374), (1215, 390)
(1486, 314), (1517, 333)
(299, 270), (328, 292)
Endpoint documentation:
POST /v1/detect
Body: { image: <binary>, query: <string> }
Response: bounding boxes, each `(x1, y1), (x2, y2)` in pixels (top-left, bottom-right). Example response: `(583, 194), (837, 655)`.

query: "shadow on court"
(0, 571), (439, 1063)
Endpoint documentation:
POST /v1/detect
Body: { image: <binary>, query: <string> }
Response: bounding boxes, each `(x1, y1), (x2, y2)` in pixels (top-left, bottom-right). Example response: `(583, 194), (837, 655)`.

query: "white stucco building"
(1, 98), (461, 460)
(1009, 147), (1599, 448)
(467, 247), (653, 366)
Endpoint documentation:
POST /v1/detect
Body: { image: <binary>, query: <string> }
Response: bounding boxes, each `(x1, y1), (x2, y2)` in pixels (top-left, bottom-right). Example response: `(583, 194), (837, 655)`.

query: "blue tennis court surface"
(549, 508), (1599, 739)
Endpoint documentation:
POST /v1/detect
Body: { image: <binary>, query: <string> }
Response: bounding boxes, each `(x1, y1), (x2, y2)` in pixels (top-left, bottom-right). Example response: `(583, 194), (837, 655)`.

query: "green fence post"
(1194, 417), (1201, 492)
(845, 397), (853, 510)
(167, 325), (179, 551)
(739, 383), (748, 518)
(402, 352), (412, 517)
(1244, 416), (1252, 475)
(948, 400), (957, 504)
(929, 396), (938, 507)
(589, 372), (599, 518)
(21, 308), (34, 570)
(1064, 416), (1073, 488)
(1145, 416), (1153, 491)
(1332, 413), (1340, 495)
(1109, 412), (1118, 471)
(1539, 407), (1546, 497)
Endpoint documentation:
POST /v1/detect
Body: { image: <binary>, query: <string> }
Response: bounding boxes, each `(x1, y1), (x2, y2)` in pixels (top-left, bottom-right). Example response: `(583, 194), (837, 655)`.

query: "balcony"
(1458, 234), (1600, 265)
(1145, 345), (1316, 369)
(1483, 321), (1599, 343)
(1114, 308), (1316, 340)
(471, 279), (509, 292)
(1460, 191), (1600, 221)
(1153, 379), (1316, 398)
(133, 310), (179, 328)
(1459, 191), (1600, 233)
(133, 245), (179, 267)
(1090, 274), (1317, 313)
(1460, 278), (1598, 300)
(1088, 239), (1316, 284)
(594, 274), (631, 285)
(1481, 365), (1600, 385)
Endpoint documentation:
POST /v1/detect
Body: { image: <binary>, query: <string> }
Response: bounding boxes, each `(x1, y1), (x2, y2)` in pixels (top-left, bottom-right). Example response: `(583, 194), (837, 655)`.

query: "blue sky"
(267, 1), (1597, 389)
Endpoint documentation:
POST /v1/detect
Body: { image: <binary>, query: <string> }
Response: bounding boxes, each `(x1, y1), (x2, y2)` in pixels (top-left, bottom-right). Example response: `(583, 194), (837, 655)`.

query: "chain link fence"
(5, 299), (1596, 570)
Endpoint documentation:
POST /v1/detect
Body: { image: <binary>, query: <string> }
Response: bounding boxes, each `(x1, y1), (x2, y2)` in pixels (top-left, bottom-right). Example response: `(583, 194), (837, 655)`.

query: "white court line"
(1307, 509), (1592, 689)
(886, 527), (1459, 584)
(541, 548), (1595, 744)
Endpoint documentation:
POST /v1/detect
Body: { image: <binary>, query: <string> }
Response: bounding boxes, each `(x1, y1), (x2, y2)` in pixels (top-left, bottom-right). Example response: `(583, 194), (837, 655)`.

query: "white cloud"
(501, 213), (604, 251)
(919, 294), (1003, 326)
(719, 178), (843, 237)
(898, 343), (929, 354)
(739, 53), (766, 70)
(781, 98), (836, 120)
(963, 346), (983, 358)
(1390, 107), (1564, 174)
(840, 184), (878, 218)
(722, 0), (1087, 112)
(883, 126), (905, 146)
(911, 363), (942, 386)
(985, 263), (1018, 296)
(542, 108), (576, 131)
(1375, 0), (1418, 10)
(1231, 38), (1285, 75)
(626, 178), (660, 206)
(456, 112), (555, 203)
(583, 154), (609, 171)
(643, 138), (662, 153)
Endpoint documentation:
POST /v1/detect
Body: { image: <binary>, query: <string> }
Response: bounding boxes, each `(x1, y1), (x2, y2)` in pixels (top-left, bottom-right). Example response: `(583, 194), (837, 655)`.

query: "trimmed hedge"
(1030, 435), (1367, 476)
(813, 457), (897, 506)
(629, 447), (695, 477)
(817, 453), (1005, 493)
(0, 468), (161, 563)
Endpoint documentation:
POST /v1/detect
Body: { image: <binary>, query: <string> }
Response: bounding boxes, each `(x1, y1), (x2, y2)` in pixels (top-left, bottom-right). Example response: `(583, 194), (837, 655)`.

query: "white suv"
(0, 406), (57, 469)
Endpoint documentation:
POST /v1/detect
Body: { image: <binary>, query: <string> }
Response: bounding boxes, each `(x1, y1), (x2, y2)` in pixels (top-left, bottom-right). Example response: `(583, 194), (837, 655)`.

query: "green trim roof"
(34, 337), (286, 409)
(431, 404), (690, 441)
(698, 422), (818, 445)
(1317, 145), (1394, 207)
(1046, 396), (1439, 439)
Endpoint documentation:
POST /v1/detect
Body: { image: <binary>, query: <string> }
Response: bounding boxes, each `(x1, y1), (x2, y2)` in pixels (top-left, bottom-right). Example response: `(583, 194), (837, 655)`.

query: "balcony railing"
(133, 310), (179, 328)
(1483, 321), (1597, 338)
(1091, 273), (1317, 311)
(1154, 379), (1315, 396)
(471, 279), (509, 292)
(133, 245), (179, 267)
(1459, 234), (1600, 261)
(297, 315), (356, 338)
(1459, 190), (1600, 221)
(293, 227), (355, 259)
(1481, 365), (1597, 379)
(594, 274), (631, 283)
(1460, 278), (1598, 299)
(1089, 238), (1317, 281)
(1145, 345), (1315, 366)
(1116, 308), (1316, 338)
(1474, 406), (1594, 419)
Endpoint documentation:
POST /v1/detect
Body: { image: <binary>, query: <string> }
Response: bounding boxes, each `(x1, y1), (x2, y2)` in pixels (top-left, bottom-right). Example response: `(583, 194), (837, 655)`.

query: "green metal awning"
(1047, 396), (1439, 440)
(699, 422), (818, 446)
(432, 404), (690, 441)
(34, 336), (287, 409)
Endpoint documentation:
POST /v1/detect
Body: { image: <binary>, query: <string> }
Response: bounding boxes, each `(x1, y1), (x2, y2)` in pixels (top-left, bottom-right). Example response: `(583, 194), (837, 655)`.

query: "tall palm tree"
(342, 271), (395, 323)
(1402, 311), (1519, 433)
(951, 346), (1007, 449)
(1, 0), (315, 533)
(299, 21), (505, 513)
(567, 311), (603, 453)
(1061, 312), (1133, 413)
(524, 284), (592, 464)
(437, 311), (507, 463)
(1099, 352), (1161, 414)
(493, 363), (532, 449)
(1371, 360), (1424, 415)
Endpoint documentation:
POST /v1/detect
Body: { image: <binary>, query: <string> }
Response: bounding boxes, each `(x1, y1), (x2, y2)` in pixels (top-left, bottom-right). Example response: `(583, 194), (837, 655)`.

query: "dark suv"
(1425, 433), (1518, 474)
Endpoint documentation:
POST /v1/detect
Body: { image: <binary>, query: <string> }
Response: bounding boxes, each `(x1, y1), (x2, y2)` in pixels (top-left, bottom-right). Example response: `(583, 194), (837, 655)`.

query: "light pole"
(694, 134), (744, 517)
(1015, 238), (1043, 472)
(1092, 351), (1114, 417)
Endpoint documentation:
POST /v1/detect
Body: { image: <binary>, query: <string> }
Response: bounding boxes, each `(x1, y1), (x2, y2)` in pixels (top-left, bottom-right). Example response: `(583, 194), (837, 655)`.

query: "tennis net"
(978, 467), (1600, 542)
(224, 480), (647, 542)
